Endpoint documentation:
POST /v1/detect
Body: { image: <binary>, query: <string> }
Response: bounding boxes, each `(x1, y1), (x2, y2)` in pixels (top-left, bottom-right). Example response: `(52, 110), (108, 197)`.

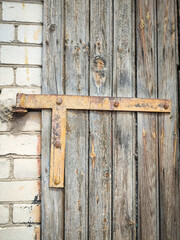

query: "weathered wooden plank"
(157, 0), (180, 239)
(136, 0), (159, 239)
(64, 0), (89, 239)
(113, 0), (136, 239)
(89, 1), (112, 239)
(42, 0), (64, 239)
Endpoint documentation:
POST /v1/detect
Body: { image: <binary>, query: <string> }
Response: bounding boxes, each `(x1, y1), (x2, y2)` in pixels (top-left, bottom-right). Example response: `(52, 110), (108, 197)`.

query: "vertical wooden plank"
(136, 0), (159, 239)
(89, 1), (112, 239)
(64, 0), (89, 239)
(158, 0), (180, 239)
(113, 0), (136, 239)
(42, 0), (64, 239)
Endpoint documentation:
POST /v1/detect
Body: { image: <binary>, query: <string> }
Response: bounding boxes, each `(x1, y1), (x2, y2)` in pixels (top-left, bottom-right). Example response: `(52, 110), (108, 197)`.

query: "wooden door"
(42, 0), (179, 239)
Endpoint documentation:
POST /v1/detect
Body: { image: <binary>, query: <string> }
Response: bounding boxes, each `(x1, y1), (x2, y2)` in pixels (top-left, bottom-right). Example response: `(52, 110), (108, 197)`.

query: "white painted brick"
(18, 25), (42, 44)
(0, 67), (14, 86)
(0, 24), (14, 42)
(2, 2), (42, 23)
(0, 87), (41, 108)
(16, 68), (41, 86)
(0, 181), (40, 201)
(0, 205), (9, 224)
(1, 46), (42, 65)
(0, 134), (41, 155)
(0, 226), (40, 240)
(14, 158), (40, 179)
(13, 204), (40, 223)
(0, 159), (10, 179)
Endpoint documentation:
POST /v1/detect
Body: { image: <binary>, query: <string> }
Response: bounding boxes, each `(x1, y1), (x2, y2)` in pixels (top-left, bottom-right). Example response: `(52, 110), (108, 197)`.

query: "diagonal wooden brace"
(15, 93), (171, 188)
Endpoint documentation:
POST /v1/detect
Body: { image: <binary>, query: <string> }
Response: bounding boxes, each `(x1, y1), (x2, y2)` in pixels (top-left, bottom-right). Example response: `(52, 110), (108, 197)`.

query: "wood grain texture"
(64, 0), (89, 239)
(89, 1), (112, 239)
(136, 0), (159, 239)
(113, 0), (136, 239)
(42, 0), (64, 239)
(157, 0), (180, 239)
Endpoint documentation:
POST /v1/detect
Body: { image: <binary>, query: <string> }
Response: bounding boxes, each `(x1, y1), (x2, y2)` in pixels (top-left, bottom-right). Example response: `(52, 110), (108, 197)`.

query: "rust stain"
(96, 194), (99, 204)
(37, 158), (41, 177)
(146, 11), (150, 21)
(77, 200), (81, 211)
(173, 121), (177, 169)
(33, 27), (41, 41)
(90, 136), (96, 169)
(26, 68), (30, 81)
(140, 19), (145, 29)
(143, 128), (147, 137)
(161, 129), (164, 144)
(31, 205), (40, 223)
(25, 47), (28, 64)
(37, 134), (41, 155)
(34, 226), (40, 240)
(22, 3), (25, 9)
(163, 5), (169, 47)
(19, 186), (24, 191)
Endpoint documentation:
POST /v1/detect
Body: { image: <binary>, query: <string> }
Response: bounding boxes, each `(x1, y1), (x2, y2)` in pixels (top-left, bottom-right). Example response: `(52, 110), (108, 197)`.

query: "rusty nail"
(114, 100), (119, 107)
(54, 178), (60, 185)
(55, 141), (61, 148)
(49, 24), (56, 31)
(56, 98), (62, 105)
(164, 104), (169, 110)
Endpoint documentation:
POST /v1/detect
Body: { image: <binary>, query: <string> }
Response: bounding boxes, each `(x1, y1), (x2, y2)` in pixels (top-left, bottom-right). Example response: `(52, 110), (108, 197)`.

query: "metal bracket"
(15, 93), (171, 188)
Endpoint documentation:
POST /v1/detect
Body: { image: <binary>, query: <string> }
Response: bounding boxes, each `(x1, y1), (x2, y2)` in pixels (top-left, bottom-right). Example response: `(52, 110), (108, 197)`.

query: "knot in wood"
(49, 24), (56, 31)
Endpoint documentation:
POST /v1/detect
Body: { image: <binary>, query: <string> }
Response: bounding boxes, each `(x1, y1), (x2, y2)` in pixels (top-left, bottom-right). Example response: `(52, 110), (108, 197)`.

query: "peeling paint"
(92, 55), (106, 92)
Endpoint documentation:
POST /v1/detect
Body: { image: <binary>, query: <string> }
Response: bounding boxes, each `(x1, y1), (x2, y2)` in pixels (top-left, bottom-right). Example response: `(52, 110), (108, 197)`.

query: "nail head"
(56, 98), (62, 105)
(114, 100), (119, 107)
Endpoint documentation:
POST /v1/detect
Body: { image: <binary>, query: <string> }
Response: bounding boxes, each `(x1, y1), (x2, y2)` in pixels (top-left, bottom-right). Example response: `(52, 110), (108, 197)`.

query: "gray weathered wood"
(113, 0), (136, 239)
(64, 0), (89, 239)
(89, 1), (112, 239)
(137, 0), (159, 239)
(42, 0), (64, 239)
(158, 0), (180, 239)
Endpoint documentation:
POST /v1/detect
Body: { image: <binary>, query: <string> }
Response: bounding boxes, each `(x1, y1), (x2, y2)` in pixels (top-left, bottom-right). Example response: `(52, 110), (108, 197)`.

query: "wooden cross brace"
(15, 93), (171, 188)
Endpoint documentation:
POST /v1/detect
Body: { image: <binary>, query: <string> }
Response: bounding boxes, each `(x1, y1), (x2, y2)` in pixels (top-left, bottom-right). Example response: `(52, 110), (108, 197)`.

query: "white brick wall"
(14, 158), (41, 179)
(2, 2), (42, 23)
(16, 68), (41, 86)
(0, 205), (9, 224)
(0, 159), (10, 179)
(0, 24), (14, 42)
(0, 1), (42, 239)
(13, 204), (40, 223)
(18, 25), (42, 44)
(0, 134), (41, 155)
(0, 67), (14, 85)
(0, 181), (40, 202)
(0, 226), (40, 240)
(1, 46), (42, 65)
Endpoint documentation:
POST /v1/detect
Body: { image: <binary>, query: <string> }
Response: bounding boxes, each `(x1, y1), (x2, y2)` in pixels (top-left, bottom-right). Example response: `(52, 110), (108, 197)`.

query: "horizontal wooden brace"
(15, 93), (171, 188)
